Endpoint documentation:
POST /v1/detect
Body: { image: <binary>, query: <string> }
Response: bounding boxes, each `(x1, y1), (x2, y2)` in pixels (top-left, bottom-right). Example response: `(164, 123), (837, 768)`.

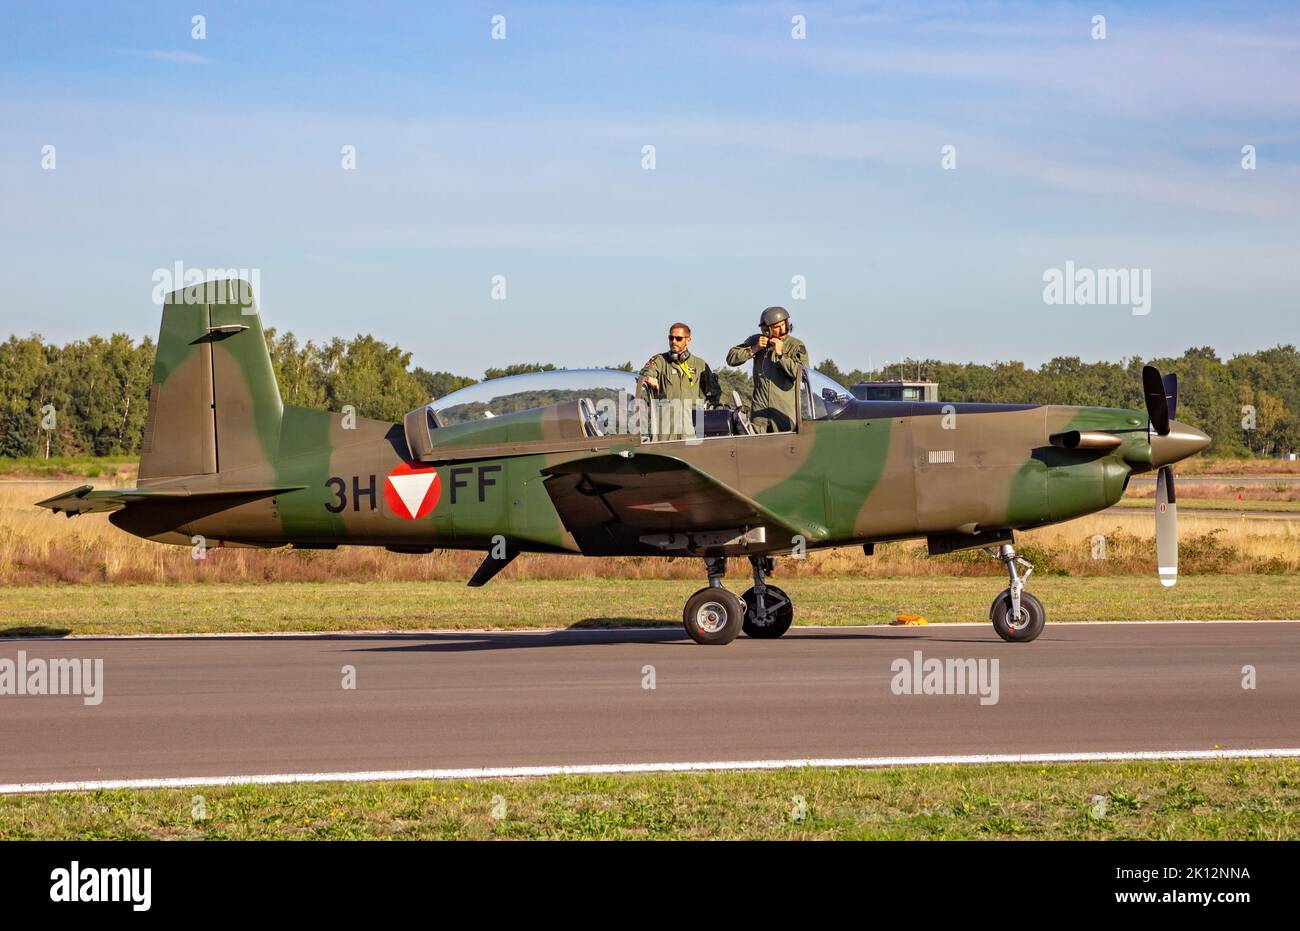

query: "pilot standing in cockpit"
(727, 306), (808, 433)
(639, 322), (721, 440)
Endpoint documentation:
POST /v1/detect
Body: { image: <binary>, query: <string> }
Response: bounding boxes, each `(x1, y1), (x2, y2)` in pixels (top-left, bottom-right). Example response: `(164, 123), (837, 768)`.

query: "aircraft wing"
(36, 484), (305, 516)
(541, 452), (804, 555)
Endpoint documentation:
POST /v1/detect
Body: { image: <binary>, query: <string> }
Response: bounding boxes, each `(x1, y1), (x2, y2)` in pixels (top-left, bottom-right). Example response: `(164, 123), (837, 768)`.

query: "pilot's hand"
(769, 337), (785, 356)
(756, 335), (769, 351)
(643, 376), (660, 391)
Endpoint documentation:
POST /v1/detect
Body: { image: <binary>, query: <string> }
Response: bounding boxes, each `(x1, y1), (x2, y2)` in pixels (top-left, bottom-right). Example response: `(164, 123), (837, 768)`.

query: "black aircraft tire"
(683, 587), (745, 645)
(990, 589), (1046, 643)
(741, 585), (794, 639)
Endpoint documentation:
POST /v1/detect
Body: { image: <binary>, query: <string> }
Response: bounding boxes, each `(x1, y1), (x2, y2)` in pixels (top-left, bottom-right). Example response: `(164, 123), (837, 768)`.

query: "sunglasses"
(669, 335), (689, 342)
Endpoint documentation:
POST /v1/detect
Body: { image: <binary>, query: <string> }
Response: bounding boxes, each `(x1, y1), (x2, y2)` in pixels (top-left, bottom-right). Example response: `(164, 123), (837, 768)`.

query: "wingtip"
(34, 484), (93, 510)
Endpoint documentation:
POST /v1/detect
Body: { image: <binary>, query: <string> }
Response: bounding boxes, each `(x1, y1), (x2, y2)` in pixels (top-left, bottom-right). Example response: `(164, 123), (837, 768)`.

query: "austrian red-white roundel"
(384, 463), (441, 519)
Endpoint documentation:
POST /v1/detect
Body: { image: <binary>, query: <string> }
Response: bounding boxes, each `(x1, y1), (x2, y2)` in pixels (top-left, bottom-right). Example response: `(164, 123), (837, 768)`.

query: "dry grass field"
(1125, 478), (1300, 504)
(3, 483), (1298, 586)
(1180, 456), (1300, 476)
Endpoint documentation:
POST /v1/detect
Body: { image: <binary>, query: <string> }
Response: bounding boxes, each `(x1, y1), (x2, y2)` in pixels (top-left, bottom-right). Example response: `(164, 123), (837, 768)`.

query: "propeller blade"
(1155, 466), (1177, 587)
(1162, 372), (1178, 422)
(1142, 365), (1171, 436)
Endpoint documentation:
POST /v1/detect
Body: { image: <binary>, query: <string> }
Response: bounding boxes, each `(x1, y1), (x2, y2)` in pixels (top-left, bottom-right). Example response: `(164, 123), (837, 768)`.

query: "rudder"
(139, 279), (283, 480)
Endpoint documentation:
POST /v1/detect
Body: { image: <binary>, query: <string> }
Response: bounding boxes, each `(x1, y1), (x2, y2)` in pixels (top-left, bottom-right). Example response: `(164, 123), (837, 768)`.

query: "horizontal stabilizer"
(36, 483), (305, 516)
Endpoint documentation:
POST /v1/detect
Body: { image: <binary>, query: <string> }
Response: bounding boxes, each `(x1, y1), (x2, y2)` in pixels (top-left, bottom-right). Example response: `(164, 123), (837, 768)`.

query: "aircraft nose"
(1151, 420), (1211, 467)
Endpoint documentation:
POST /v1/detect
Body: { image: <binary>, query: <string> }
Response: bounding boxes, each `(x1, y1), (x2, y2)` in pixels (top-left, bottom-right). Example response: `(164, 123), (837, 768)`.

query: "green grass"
(0, 456), (136, 480)
(1, 758), (1295, 839)
(0, 575), (1295, 637)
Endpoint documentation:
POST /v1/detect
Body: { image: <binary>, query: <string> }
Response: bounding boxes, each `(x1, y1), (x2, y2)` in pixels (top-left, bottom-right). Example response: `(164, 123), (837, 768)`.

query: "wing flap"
(541, 452), (804, 555)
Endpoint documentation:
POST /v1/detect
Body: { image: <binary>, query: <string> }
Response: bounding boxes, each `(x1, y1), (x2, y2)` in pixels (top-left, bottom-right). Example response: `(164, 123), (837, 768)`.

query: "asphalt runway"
(2, 622), (1298, 790)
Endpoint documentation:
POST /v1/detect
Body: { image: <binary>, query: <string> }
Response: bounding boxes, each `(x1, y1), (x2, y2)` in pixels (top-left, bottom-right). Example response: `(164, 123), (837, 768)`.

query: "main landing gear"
(682, 555), (795, 645)
(985, 542), (1045, 643)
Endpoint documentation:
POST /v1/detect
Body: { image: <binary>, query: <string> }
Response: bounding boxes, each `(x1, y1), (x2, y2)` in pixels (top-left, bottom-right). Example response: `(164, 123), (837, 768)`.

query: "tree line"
(818, 346), (1300, 458)
(1, 329), (1295, 458)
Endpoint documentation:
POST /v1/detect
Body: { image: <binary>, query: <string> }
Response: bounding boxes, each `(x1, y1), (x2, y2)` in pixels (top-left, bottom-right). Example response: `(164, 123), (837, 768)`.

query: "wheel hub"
(696, 601), (729, 633)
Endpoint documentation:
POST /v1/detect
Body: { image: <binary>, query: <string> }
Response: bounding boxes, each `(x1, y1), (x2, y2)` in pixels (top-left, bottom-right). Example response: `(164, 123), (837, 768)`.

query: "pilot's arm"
(726, 336), (759, 367)
(771, 338), (808, 379)
(638, 354), (666, 394)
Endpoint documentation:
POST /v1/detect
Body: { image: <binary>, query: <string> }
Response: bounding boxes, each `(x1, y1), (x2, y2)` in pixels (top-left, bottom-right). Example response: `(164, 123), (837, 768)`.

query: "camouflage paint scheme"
(39, 281), (1210, 575)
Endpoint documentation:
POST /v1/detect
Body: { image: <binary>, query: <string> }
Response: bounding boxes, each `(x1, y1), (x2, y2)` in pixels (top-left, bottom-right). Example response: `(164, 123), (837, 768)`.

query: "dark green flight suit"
(638, 351), (721, 440)
(726, 334), (808, 433)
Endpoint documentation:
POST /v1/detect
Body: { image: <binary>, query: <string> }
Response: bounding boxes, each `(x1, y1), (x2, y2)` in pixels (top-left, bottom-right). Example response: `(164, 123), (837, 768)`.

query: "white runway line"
(4, 747), (1299, 794)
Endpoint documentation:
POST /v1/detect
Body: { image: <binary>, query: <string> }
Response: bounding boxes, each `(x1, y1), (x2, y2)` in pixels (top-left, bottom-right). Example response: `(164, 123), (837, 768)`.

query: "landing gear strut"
(741, 555), (794, 639)
(986, 542), (1045, 642)
(681, 555), (796, 644)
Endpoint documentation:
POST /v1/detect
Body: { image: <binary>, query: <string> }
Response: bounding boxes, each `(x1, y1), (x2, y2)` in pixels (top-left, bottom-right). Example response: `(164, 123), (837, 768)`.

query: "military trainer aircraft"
(39, 280), (1211, 645)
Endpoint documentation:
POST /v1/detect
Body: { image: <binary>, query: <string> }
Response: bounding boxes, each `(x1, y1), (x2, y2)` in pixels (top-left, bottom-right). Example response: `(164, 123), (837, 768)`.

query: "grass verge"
(0, 575), (1296, 637)
(1, 758), (1295, 839)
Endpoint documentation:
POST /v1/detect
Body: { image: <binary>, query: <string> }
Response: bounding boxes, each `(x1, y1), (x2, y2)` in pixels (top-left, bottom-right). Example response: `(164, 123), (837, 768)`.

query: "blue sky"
(2, 1), (1297, 378)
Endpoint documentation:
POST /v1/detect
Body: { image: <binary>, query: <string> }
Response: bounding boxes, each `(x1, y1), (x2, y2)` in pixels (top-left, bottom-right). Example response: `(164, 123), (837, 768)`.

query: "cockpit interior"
(400, 367), (856, 459)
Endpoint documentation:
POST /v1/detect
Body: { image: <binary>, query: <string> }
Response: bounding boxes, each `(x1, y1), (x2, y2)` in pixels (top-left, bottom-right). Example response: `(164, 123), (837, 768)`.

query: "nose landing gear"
(986, 542), (1045, 642)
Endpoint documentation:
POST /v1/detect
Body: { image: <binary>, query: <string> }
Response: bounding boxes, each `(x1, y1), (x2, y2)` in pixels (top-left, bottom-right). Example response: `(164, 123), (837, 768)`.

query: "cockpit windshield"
(429, 369), (640, 428)
(803, 369), (854, 420)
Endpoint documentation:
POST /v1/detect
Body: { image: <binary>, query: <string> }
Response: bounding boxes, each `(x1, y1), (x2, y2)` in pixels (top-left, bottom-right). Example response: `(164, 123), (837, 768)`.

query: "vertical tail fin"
(139, 279), (283, 480)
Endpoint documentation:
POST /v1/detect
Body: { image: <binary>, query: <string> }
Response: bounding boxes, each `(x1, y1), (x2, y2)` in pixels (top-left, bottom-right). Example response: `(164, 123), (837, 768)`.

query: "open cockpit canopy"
(427, 369), (640, 428)
(400, 366), (857, 460)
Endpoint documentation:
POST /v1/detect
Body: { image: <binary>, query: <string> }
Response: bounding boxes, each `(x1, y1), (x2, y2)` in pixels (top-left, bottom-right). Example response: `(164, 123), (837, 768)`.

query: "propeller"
(1142, 365), (1172, 436)
(1154, 460), (1177, 587)
(1142, 365), (1180, 587)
